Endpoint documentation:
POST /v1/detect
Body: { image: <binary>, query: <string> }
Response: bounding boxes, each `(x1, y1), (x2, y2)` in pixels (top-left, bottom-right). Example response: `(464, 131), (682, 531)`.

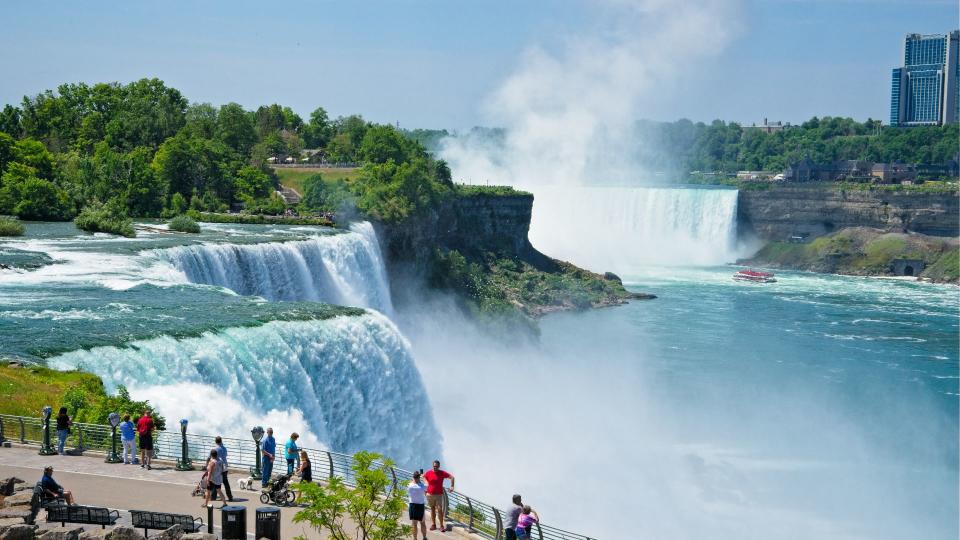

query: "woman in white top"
(407, 471), (427, 540)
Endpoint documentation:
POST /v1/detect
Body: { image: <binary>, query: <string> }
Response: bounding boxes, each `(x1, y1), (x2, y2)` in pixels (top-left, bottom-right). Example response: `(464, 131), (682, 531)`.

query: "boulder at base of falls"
(0, 523), (38, 540)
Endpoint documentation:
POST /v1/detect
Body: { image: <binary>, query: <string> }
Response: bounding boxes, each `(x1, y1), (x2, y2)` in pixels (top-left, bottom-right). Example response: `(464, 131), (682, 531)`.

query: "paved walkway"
(0, 443), (479, 540)
(0, 443), (340, 538)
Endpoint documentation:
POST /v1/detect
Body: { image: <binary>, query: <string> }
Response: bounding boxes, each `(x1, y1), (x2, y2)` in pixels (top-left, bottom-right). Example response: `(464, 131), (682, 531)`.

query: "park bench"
(27, 482), (65, 525)
(130, 509), (203, 537)
(46, 503), (119, 528)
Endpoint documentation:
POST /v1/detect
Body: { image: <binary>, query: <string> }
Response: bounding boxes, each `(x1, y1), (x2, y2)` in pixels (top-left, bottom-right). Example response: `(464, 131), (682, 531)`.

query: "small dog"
(237, 477), (256, 491)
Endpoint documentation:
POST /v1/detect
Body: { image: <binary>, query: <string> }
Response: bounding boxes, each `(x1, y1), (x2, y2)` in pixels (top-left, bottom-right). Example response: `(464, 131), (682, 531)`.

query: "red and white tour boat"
(733, 269), (777, 283)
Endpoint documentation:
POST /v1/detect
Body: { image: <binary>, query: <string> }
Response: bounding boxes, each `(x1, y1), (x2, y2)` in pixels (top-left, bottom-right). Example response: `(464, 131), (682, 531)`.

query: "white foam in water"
(525, 185), (740, 272)
(154, 222), (393, 313)
(46, 314), (440, 466)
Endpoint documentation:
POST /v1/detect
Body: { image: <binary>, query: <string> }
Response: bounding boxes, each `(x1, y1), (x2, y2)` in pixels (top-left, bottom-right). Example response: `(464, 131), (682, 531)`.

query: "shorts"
(408, 503), (425, 521)
(140, 434), (153, 450)
(426, 493), (443, 507)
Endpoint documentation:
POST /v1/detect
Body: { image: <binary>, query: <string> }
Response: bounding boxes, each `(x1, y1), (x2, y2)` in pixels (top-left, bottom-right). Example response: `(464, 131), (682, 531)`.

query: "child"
(516, 505), (540, 539)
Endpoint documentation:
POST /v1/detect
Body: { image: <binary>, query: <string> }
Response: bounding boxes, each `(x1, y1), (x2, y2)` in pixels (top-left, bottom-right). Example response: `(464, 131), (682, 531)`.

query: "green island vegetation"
(744, 227), (959, 283)
(0, 216), (24, 236)
(0, 363), (165, 428)
(168, 214), (200, 233)
(74, 198), (135, 237)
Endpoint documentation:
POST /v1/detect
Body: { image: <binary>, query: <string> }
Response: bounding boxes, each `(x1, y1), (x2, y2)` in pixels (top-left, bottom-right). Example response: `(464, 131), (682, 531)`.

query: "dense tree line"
(636, 117), (958, 175)
(0, 78), (450, 224)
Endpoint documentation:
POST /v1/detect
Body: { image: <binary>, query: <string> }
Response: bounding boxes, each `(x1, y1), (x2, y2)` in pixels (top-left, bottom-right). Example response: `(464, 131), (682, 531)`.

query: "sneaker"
(430, 525), (437, 531)
(147, 465), (152, 470)
(140, 464), (144, 468)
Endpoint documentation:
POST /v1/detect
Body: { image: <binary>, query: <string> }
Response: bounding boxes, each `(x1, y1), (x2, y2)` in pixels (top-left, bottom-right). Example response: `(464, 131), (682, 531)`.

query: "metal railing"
(0, 414), (596, 540)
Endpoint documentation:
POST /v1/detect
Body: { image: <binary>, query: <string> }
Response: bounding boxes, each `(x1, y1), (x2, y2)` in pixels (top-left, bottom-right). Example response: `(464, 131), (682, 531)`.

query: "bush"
(168, 215), (200, 233)
(0, 216), (24, 236)
(74, 199), (136, 237)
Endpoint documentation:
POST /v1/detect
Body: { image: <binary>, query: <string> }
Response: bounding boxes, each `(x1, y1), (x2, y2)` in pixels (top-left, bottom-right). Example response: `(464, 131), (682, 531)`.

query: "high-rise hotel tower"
(890, 31), (959, 126)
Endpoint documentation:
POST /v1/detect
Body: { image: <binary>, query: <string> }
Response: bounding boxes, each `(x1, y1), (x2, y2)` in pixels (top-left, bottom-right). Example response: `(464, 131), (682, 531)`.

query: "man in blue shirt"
(284, 433), (300, 475)
(40, 466), (76, 505)
(260, 427), (276, 488)
(119, 414), (137, 465)
(212, 436), (233, 501)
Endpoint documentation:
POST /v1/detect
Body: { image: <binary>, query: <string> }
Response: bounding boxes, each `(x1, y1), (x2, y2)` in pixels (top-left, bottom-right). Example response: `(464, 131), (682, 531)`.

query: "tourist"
(295, 450), (312, 483)
(284, 432), (300, 475)
(55, 407), (71, 455)
(119, 414), (137, 465)
(136, 409), (155, 470)
(213, 436), (233, 501)
(407, 470), (427, 540)
(423, 460), (455, 531)
(260, 427), (276, 488)
(504, 494), (523, 540)
(515, 505), (540, 539)
(202, 449), (226, 508)
(40, 466), (75, 505)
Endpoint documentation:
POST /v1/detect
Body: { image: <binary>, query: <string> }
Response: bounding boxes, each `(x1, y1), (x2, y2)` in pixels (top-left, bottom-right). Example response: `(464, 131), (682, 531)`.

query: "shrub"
(74, 199), (136, 237)
(168, 215), (200, 233)
(0, 216), (24, 236)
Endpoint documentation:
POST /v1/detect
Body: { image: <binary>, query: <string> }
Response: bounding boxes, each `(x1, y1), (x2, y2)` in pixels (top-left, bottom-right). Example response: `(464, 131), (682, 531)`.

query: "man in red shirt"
(136, 409), (155, 470)
(423, 460), (455, 531)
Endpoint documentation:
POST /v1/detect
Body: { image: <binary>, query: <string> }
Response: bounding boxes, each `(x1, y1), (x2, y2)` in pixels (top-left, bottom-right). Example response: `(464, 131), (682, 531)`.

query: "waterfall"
(154, 222), (393, 313)
(525, 186), (739, 271)
(46, 312), (440, 466)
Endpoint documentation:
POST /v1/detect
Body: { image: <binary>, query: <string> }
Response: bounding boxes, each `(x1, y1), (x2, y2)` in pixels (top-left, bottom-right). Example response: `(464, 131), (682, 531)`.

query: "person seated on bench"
(40, 466), (76, 505)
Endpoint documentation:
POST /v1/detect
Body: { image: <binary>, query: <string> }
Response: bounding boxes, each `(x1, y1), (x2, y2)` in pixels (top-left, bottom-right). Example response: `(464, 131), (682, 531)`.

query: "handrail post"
(0, 417), (5, 445)
(18, 418), (25, 443)
(465, 495), (474, 532)
(535, 522), (543, 540)
(389, 466), (397, 492)
(493, 507), (502, 540)
(77, 425), (84, 451)
(325, 451), (334, 480)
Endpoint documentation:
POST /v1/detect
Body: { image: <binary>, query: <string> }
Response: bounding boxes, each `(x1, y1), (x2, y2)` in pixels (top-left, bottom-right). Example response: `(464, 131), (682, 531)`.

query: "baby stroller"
(260, 473), (296, 506)
(191, 471), (208, 497)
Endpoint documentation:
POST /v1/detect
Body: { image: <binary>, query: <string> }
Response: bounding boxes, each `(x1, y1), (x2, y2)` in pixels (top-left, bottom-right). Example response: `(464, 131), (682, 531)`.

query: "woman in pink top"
(515, 505), (539, 539)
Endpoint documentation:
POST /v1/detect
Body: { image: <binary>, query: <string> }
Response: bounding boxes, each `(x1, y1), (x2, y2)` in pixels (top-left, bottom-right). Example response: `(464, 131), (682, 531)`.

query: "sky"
(1, 0), (956, 129)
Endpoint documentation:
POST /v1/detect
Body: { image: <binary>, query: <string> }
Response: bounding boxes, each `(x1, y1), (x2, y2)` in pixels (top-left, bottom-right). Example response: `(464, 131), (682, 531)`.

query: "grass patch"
(274, 167), (361, 194)
(0, 217), (25, 236)
(168, 215), (200, 233)
(923, 249), (960, 282)
(455, 184), (531, 197)
(195, 212), (334, 226)
(0, 364), (102, 417)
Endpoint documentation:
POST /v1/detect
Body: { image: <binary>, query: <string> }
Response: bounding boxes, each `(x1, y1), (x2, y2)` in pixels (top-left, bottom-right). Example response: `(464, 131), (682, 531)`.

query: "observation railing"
(0, 414), (596, 540)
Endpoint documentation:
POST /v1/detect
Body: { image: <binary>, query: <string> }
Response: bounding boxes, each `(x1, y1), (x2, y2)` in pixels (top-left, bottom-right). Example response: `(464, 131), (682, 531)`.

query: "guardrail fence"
(0, 414), (595, 540)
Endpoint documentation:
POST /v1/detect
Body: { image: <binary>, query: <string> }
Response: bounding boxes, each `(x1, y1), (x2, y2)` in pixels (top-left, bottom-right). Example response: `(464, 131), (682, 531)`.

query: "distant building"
(890, 31), (960, 126)
(742, 118), (789, 134)
(871, 162), (918, 183)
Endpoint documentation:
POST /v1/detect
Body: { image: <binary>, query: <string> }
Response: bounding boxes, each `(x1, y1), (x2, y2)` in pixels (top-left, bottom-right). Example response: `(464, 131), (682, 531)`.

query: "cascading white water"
(154, 222), (393, 313)
(525, 186), (739, 272)
(46, 312), (439, 466)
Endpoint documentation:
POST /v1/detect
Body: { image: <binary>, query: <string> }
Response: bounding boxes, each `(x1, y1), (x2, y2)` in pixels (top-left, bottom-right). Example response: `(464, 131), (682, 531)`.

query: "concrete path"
(0, 443), (479, 540)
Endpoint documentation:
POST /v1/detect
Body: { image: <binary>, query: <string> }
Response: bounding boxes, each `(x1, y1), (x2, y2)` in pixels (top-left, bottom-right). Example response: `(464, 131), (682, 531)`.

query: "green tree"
(301, 174), (352, 213)
(13, 138), (55, 179)
(305, 106), (333, 148)
(216, 102), (257, 154)
(0, 162), (72, 221)
(183, 103), (219, 139)
(325, 133), (355, 163)
(0, 106), (20, 137)
(235, 166), (273, 201)
(0, 132), (14, 176)
(168, 192), (188, 215)
(293, 451), (407, 540)
(123, 147), (166, 216)
(359, 125), (407, 164)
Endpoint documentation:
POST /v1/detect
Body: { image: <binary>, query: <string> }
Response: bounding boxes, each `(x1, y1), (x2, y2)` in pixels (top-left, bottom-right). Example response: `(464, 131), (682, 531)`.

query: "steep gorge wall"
(738, 187), (959, 242)
(376, 193), (536, 269)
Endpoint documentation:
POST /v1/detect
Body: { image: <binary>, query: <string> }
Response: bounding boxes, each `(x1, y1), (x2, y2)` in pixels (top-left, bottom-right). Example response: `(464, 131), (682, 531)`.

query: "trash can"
(256, 506), (282, 540)
(221, 505), (247, 540)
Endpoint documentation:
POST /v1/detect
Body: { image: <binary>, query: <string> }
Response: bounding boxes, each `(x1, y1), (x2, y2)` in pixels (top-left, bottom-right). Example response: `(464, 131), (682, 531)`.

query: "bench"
(130, 509), (203, 537)
(27, 482), (65, 525)
(46, 504), (119, 529)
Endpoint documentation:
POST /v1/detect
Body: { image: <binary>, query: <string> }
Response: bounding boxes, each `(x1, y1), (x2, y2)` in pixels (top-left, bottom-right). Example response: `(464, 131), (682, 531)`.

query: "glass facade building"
(889, 31), (959, 126)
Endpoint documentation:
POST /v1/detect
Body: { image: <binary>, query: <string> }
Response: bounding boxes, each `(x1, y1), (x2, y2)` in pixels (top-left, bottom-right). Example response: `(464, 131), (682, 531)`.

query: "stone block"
(0, 520), (21, 529)
(0, 523), (38, 540)
(1, 492), (32, 507)
(180, 533), (217, 540)
(154, 524), (185, 540)
(0, 509), (29, 521)
(37, 527), (84, 540)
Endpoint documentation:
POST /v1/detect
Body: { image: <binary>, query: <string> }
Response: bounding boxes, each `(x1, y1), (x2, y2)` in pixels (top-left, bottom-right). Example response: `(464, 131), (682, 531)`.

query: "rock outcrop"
(738, 186), (959, 242)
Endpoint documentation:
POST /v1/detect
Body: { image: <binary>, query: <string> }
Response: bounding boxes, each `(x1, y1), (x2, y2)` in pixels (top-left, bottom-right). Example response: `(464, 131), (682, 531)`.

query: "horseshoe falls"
(526, 186), (739, 272)
(155, 222), (393, 312)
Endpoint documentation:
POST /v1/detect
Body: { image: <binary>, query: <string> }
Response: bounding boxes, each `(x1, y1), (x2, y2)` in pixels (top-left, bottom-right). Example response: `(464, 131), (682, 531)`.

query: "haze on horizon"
(1, 0), (956, 130)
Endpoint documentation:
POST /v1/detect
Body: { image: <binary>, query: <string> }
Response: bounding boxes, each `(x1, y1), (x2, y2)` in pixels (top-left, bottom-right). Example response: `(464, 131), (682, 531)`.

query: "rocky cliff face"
(375, 193), (536, 269)
(738, 187), (959, 242)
